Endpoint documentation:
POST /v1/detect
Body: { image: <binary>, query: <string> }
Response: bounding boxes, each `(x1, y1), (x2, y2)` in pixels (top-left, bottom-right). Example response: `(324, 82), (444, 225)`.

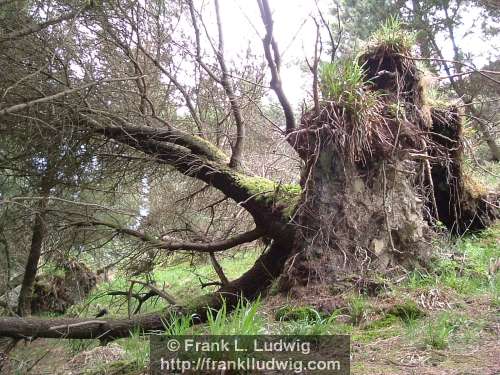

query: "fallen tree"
(0, 0), (497, 341)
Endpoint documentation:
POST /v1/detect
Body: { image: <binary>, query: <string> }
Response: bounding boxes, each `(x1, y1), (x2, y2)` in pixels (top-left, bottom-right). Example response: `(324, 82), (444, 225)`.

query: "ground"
(6, 223), (499, 375)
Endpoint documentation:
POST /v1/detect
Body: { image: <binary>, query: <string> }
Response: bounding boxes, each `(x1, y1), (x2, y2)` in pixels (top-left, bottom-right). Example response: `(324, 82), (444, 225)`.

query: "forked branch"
(257, 0), (296, 133)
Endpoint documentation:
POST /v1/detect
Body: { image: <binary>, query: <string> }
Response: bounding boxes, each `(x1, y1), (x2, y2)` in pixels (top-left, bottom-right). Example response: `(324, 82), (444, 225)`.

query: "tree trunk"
(17, 180), (50, 317)
(280, 151), (431, 295)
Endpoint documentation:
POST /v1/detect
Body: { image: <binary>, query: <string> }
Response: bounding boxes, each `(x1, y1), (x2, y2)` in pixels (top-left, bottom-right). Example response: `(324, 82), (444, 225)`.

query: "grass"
(402, 311), (460, 350)
(347, 294), (370, 324)
(320, 59), (366, 102)
(119, 330), (149, 370)
(13, 221), (499, 374)
(367, 16), (416, 53)
(71, 248), (260, 317)
(274, 305), (322, 322)
(205, 298), (266, 335)
(276, 308), (341, 336)
(402, 223), (499, 296)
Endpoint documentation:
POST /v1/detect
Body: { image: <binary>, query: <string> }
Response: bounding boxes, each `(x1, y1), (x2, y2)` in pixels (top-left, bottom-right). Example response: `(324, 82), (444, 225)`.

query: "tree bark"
(17, 176), (51, 316)
(17, 179), (50, 317)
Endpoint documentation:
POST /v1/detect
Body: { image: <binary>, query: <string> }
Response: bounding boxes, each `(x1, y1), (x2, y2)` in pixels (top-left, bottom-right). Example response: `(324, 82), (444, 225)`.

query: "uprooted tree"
(0, 0), (497, 340)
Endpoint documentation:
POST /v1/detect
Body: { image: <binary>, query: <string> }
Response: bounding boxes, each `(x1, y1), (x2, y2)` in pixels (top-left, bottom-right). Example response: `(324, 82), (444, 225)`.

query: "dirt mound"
(31, 260), (97, 314)
(64, 343), (125, 374)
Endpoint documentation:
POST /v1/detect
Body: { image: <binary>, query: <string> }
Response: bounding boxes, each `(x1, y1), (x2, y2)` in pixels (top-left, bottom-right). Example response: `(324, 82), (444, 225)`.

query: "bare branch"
(186, 0), (223, 84)
(82, 219), (264, 253)
(257, 0), (296, 133)
(209, 253), (229, 285)
(399, 55), (500, 87)
(315, 0), (341, 63)
(214, 0), (246, 168)
(306, 17), (322, 117)
(129, 280), (177, 305)
(137, 45), (205, 135)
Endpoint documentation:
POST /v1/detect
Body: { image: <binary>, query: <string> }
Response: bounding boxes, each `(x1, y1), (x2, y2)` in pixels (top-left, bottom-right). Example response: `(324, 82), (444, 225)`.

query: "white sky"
(209, 0), (329, 106)
(209, 0), (499, 107)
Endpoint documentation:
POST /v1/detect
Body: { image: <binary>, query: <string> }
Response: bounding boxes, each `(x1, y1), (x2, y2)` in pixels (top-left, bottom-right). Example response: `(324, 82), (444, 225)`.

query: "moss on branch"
(235, 174), (301, 218)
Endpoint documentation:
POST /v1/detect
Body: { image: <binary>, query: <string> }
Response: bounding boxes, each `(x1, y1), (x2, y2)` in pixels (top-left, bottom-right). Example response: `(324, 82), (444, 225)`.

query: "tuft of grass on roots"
(368, 16), (416, 54)
(319, 59), (379, 114)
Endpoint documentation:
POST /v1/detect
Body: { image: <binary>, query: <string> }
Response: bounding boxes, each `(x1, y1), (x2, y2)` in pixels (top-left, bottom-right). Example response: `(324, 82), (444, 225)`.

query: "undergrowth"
(404, 224), (499, 295)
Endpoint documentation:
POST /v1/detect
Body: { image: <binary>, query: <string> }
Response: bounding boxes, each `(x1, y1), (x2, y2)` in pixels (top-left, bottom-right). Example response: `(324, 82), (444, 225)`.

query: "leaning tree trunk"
(17, 180), (50, 317)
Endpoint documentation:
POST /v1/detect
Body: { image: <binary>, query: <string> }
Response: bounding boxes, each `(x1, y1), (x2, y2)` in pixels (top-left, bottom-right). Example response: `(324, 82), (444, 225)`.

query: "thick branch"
(91, 120), (228, 163)
(0, 313), (168, 340)
(0, 235), (294, 340)
(93, 123), (296, 229)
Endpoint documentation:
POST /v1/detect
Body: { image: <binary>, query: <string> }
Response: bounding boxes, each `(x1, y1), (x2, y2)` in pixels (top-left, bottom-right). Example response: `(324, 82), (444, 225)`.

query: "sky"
(207, 0), (330, 106)
(206, 0), (499, 107)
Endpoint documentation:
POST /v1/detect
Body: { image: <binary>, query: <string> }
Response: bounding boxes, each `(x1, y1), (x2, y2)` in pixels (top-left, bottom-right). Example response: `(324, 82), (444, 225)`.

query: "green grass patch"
(403, 223), (499, 296)
(347, 294), (370, 325)
(74, 249), (260, 317)
(205, 298), (266, 335)
(387, 299), (426, 323)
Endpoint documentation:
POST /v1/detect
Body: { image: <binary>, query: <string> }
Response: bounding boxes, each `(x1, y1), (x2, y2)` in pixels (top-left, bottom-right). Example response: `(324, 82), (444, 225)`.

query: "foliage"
(205, 298), (266, 335)
(422, 312), (461, 349)
(319, 58), (379, 113)
(387, 300), (426, 323)
(347, 294), (370, 324)
(404, 223), (500, 295)
(276, 310), (341, 336)
(162, 313), (194, 336)
(74, 249), (260, 317)
(119, 330), (150, 370)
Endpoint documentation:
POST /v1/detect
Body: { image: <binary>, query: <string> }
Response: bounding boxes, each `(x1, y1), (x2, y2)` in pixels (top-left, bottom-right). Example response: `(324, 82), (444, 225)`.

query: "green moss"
(190, 134), (229, 162)
(353, 324), (402, 343)
(184, 294), (217, 314)
(387, 102), (407, 119)
(275, 305), (321, 322)
(235, 174), (301, 218)
(363, 314), (399, 330)
(388, 300), (426, 323)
